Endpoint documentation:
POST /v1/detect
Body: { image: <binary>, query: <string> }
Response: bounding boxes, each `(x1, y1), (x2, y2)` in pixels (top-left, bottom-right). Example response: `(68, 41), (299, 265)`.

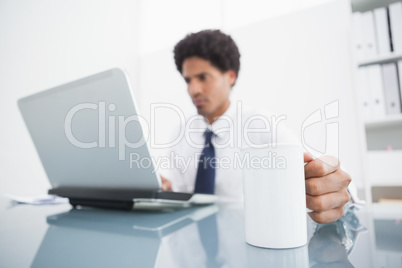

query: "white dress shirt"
(161, 101), (298, 202)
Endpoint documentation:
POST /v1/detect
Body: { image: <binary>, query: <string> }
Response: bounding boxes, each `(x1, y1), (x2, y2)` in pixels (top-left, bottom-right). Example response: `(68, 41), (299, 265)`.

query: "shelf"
(365, 114), (402, 128)
(371, 186), (402, 203)
(358, 53), (402, 67)
(351, 0), (401, 13)
(367, 150), (402, 186)
(372, 202), (402, 216)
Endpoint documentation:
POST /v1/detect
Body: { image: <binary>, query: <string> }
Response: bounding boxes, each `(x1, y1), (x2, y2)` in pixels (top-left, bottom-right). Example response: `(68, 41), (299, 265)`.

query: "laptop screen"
(18, 68), (161, 190)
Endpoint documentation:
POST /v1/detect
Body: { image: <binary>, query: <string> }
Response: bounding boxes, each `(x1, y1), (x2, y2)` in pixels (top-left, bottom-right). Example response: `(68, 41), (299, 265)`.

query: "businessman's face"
(182, 56), (236, 124)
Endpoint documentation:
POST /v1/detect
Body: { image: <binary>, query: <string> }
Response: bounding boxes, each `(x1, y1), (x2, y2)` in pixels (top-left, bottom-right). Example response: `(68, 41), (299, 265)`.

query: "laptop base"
(69, 198), (135, 210)
(49, 187), (194, 210)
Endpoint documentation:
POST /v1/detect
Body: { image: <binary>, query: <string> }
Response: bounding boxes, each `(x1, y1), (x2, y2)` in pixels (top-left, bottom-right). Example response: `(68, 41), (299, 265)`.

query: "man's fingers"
(305, 155), (340, 178)
(306, 191), (350, 212)
(308, 207), (345, 224)
(305, 169), (351, 196)
(161, 176), (172, 191)
(303, 152), (314, 163)
(304, 156), (351, 224)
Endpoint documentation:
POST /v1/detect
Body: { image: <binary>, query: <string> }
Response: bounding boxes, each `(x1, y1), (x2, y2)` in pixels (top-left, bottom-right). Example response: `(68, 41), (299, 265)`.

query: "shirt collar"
(189, 101), (236, 140)
(210, 102), (236, 139)
(189, 101), (235, 139)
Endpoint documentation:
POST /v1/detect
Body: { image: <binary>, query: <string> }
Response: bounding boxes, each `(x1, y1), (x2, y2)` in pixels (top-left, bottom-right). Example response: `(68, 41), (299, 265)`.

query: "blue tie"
(194, 130), (216, 194)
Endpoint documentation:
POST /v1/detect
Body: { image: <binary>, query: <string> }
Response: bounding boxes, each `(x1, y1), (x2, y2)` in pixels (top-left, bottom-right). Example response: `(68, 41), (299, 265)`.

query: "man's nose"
(188, 80), (202, 96)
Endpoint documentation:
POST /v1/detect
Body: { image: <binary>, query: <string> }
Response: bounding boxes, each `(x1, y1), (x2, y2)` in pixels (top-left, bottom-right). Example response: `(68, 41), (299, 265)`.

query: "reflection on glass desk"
(0, 197), (401, 268)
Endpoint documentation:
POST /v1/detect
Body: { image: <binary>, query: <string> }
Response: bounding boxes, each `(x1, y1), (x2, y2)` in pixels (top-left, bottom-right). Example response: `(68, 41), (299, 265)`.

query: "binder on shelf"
(381, 63), (402, 115)
(361, 11), (378, 58)
(367, 65), (386, 119)
(352, 12), (365, 61)
(389, 2), (402, 52)
(356, 67), (371, 120)
(398, 60), (402, 100)
(373, 7), (391, 55)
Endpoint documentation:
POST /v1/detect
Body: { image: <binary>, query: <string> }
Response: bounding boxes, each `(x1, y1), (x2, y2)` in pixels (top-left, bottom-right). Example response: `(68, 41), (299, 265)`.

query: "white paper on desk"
(4, 194), (69, 205)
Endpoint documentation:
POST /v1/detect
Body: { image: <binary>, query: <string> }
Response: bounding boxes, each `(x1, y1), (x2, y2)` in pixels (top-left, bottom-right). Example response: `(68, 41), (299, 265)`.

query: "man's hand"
(161, 176), (172, 191)
(304, 153), (351, 223)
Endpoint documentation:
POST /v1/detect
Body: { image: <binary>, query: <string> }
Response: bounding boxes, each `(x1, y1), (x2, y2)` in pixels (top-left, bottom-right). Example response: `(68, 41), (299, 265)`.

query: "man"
(161, 29), (351, 224)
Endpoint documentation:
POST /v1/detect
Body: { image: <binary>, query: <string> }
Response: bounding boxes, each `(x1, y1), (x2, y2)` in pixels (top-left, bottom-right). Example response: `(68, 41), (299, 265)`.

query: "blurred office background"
(1, 0), (401, 202)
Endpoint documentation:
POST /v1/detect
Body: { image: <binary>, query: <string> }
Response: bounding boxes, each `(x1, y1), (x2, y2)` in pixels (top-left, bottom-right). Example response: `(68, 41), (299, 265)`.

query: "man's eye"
(199, 74), (206, 81)
(184, 78), (190, 84)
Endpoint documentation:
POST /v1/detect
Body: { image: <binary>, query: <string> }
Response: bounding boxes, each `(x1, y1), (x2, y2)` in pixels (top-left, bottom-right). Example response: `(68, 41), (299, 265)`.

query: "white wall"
(137, 0), (365, 188)
(0, 0), (140, 195)
(138, 0), (335, 55)
(230, 0), (363, 186)
(0, 0), (365, 196)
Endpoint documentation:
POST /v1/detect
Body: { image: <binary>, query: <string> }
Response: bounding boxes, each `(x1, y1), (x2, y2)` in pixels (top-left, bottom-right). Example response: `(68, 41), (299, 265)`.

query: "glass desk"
(0, 196), (401, 268)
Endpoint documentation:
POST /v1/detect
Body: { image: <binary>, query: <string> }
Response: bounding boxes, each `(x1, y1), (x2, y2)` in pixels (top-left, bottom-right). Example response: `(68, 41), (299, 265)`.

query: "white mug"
(247, 244), (309, 267)
(241, 143), (307, 248)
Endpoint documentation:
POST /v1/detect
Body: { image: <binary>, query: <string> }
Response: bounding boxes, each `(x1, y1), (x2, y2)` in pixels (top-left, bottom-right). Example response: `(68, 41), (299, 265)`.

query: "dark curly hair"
(173, 29), (241, 86)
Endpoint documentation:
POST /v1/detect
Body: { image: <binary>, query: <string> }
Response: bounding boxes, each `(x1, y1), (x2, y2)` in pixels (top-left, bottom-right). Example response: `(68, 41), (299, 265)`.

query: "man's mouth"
(193, 99), (206, 107)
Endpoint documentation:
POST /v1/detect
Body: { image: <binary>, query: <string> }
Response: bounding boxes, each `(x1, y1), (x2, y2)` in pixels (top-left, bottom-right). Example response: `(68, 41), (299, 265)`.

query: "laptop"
(31, 205), (219, 267)
(18, 68), (217, 209)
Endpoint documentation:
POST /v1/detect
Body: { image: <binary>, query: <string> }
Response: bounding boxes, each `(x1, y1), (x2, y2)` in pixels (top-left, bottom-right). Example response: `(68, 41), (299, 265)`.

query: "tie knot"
(204, 130), (214, 146)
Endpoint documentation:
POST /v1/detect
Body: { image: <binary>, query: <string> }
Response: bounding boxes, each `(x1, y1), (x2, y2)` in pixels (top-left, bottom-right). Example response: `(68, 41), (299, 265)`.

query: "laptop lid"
(18, 68), (161, 190)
